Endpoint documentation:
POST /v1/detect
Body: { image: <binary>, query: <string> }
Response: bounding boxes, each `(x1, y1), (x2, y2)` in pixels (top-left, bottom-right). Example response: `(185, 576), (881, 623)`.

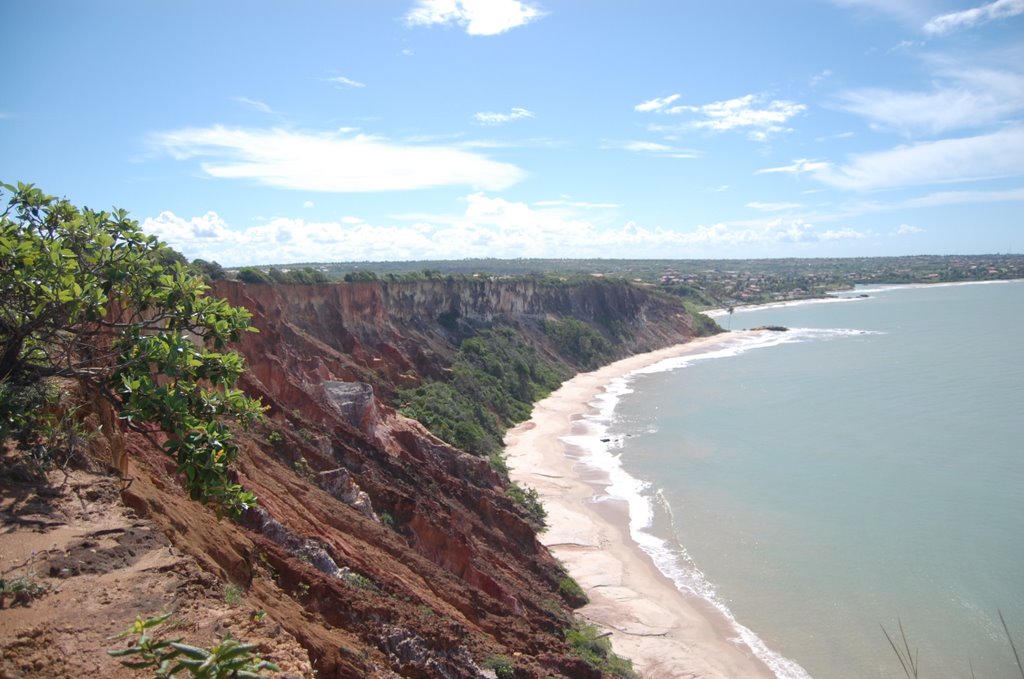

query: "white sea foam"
(704, 295), (865, 318)
(560, 331), (835, 679)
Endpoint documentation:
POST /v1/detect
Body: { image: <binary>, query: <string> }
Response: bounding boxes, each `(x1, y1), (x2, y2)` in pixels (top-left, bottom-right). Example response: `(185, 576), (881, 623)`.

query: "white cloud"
(889, 39), (923, 52)
(634, 94), (681, 113)
(533, 197), (620, 209)
(233, 97), (274, 114)
(923, 0), (1024, 34)
(815, 131), (856, 142)
(663, 219), (865, 245)
(641, 94), (806, 140)
(325, 75), (366, 88)
(896, 224), (925, 235)
(473, 107), (535, 125)
(791, 186), (1024, 223)
(901, 186), (1024, 207)
(810, 70), (833, 87)
(143, 196), (865, 265)
(459, 137), (562, 149)
(405, 0), (544, 35)
(303, 200), (315, 208)
(747, 201), (806, 211)
(833, 67), (1024, 135)
(615, 140), (701, 158)
(756, 158), (830, 175)
(821, 227), (866, 240)
(151, 125), (525, 192)
(144, 211), (241, 250)
(621, 141), (672, 152)
(809, 127), (1024, 191)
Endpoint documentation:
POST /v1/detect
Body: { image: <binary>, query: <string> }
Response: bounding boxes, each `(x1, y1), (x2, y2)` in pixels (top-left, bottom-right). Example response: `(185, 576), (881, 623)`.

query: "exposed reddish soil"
(0, 467), (313, 678)
(1, 278), (701, 677)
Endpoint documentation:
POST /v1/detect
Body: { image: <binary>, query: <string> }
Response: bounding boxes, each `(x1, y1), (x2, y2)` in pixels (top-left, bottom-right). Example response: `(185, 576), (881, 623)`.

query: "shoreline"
(504, 333), (778, 678)
(703, 278), (1022, 318)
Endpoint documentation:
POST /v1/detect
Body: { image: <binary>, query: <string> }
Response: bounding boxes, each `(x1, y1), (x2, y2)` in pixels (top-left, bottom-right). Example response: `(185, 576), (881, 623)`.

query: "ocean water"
(567, 281), (1024, 679)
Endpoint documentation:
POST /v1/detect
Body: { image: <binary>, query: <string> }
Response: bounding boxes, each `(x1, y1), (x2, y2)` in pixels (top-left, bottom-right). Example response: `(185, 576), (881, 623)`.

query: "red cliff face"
(116, 278), (701, 677)
(217, 278), (699, 393)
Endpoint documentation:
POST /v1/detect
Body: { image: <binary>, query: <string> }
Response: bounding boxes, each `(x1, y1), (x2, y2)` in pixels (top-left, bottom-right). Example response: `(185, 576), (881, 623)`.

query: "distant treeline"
(211, 253), (1024, 308)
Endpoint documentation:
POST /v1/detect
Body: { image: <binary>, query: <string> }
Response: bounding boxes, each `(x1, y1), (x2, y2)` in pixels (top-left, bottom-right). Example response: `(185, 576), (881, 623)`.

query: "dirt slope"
(1, 278), (703, 678)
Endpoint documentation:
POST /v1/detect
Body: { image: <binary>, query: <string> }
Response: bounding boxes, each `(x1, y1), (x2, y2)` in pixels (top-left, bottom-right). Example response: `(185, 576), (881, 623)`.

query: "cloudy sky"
(2, 0), (1022, 265)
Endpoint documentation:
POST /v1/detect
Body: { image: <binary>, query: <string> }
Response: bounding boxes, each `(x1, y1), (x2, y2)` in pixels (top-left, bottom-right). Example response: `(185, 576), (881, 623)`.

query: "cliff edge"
(1, 277), (707, 678)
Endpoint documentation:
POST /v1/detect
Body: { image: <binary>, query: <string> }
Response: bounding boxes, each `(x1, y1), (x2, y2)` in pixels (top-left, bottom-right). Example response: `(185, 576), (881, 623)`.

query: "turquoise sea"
(568, 280), (1024, 678)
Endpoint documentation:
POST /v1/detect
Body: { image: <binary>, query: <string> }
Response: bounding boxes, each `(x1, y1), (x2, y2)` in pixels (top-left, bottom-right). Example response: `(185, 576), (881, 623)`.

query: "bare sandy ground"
(505, 333), (776, 679)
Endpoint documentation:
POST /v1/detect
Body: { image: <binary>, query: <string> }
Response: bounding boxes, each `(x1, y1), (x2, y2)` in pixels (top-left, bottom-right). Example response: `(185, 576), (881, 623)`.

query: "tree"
(0, 182), (263, 516)
(190, 258), (226, 281)
(235, 267), (273, 284)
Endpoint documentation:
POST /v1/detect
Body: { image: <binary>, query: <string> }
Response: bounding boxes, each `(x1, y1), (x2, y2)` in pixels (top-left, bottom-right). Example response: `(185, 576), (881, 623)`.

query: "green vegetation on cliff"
(398, 327), (566, 456)
(0, 183), (263, 516)
(544, 317), (613, 369)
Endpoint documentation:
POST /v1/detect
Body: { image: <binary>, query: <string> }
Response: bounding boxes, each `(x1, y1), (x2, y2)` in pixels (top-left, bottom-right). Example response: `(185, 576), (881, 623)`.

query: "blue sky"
(2, 0), (1022, 265)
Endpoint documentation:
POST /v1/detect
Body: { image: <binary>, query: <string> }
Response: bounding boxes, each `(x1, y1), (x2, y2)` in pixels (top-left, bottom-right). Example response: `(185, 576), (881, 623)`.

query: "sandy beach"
(505, 333), (776, 679)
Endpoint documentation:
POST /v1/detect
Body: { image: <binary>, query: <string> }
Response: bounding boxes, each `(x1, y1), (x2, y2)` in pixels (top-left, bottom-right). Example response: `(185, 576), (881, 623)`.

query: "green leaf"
(107, 647), (143, 657)
(169, 642), (210, 660)
(121, 659), (158, 669)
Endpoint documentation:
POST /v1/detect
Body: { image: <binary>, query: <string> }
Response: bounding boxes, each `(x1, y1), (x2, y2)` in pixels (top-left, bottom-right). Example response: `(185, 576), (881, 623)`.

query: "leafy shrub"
(506, 482), (547, 529)
(343, 270), (378, 282)
(189, 259), (226, 282)
(565, 621), (636, 678)
(557, 576), (588, 605)
(223, 583), (243, 606)
(342, 570), (378, 592)
(484, 653), (516, 679)
(108, 612), (279, 678)
(488, 451), (510, 476)
(235, 267), (273, 284)
(0, 576), (47, 607)
(0, 379), (57, 448)
(398, 327), (566, 457)
(544, 318), (612, 369)
(681, 300), (724, 336)
(1, 182), (264, 517)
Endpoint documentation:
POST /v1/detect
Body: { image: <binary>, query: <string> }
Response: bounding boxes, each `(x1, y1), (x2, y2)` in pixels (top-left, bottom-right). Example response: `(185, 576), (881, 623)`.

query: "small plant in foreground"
(881, 609), (1024, 679)
(107, 613), (182, 675)
(223, 582), (244, 606)
(0, 576), (47, 607)
(108, 612), (279, 678)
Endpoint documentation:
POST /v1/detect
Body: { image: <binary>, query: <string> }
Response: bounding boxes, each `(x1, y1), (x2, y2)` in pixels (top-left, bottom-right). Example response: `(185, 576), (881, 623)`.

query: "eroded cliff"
(2, 278), (707, 678)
